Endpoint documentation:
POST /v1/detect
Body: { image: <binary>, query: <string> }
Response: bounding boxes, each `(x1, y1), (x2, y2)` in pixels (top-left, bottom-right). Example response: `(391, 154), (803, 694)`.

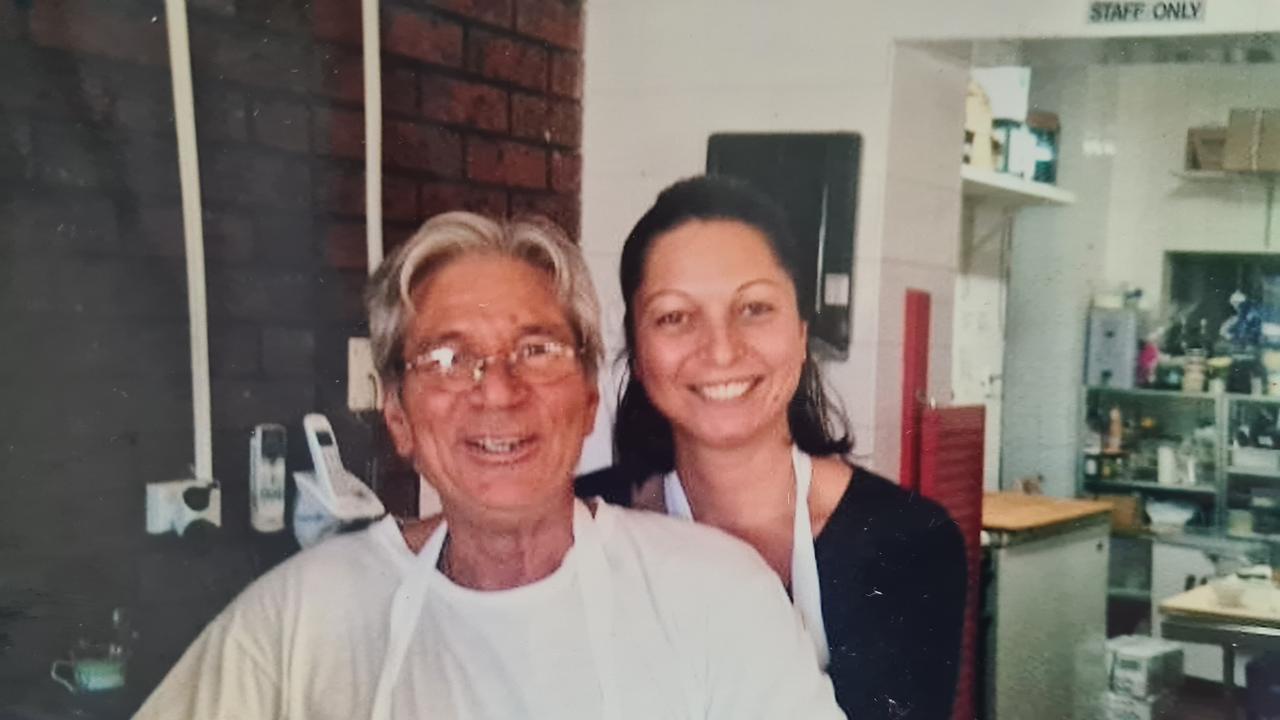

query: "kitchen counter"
(983, 492), (1112, 547)
(981, 492), (1111, 720)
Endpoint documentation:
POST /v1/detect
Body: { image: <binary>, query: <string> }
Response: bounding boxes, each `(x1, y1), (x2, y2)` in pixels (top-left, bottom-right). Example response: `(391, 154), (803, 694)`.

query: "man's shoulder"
(595, 502), (778, 588)
(233, 519), (403, 611)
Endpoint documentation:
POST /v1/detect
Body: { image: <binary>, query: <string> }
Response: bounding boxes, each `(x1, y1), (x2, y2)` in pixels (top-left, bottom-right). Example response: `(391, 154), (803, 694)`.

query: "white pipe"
(363, 0), (383, 274)
(164, 0), (214, 480)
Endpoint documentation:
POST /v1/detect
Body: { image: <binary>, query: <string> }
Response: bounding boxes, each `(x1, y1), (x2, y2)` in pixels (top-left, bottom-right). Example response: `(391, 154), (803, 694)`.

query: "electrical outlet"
(347, 337), (382, 411)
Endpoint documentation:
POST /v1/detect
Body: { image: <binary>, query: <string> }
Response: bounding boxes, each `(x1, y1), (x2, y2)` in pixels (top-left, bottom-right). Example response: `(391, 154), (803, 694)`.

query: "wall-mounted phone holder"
(145, 479), (221, 536)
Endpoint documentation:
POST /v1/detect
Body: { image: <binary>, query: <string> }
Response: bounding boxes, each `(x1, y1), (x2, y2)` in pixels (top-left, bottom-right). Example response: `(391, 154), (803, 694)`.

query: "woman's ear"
(382, 389), (415, 459)
(627, 351), (645, 386)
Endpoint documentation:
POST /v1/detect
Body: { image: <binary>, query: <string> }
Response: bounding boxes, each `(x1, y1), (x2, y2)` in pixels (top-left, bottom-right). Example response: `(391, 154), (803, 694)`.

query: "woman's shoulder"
(821, 464), (963, 551)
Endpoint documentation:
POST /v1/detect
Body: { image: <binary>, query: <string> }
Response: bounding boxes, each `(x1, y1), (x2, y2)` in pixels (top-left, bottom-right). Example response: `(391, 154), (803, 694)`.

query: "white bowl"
(1213, 575), (1246, 607)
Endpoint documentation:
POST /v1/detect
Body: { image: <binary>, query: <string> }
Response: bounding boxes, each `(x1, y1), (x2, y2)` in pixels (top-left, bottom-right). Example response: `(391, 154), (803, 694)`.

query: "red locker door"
(920, 405), (985, 720)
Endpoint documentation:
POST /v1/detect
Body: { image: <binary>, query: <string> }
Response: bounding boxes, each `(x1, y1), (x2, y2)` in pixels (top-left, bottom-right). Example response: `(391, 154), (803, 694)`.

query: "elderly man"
(134, 212), (844, 719)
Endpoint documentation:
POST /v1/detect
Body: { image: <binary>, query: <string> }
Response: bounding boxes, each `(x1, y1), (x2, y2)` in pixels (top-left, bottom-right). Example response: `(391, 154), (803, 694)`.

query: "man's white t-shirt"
(134, 500), (845, 719)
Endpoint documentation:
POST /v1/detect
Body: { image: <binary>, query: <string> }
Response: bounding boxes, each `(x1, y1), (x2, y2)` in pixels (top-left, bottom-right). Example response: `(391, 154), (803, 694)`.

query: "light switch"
(347, 337), (382, 411)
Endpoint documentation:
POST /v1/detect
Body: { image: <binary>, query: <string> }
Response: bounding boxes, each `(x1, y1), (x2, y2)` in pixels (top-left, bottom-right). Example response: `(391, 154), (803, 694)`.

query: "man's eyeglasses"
(403, 338), (582, 392)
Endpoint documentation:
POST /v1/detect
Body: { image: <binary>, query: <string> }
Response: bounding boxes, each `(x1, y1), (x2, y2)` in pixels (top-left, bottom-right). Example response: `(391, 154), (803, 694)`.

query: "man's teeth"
(473, 437), (524, 453)
(697, 380), (752, 401)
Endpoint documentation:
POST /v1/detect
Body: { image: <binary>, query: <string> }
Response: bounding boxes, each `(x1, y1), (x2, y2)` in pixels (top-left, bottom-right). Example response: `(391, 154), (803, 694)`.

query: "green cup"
(50, 656), (125, 693)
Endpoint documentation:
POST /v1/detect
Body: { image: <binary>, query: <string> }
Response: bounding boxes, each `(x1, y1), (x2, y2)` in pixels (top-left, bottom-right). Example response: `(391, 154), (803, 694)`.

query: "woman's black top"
(576, 463), (967, 720)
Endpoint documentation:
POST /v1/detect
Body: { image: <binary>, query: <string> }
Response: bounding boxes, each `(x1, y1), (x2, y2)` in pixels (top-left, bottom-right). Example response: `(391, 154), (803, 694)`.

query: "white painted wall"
(1100, 63), (1280, 300)
(1003, 60), (1280, 497)
(577, 0), (1280, 478)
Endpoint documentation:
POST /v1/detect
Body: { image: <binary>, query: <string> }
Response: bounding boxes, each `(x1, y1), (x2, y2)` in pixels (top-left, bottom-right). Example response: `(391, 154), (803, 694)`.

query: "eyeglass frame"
(400, 336), (585, 392)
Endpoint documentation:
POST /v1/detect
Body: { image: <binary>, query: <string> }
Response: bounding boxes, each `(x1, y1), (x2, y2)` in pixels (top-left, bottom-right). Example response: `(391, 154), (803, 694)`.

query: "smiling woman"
(579, 176), (968, 720)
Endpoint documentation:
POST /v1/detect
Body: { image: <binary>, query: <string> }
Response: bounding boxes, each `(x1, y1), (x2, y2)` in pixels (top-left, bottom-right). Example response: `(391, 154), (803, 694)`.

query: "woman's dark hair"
(615, 174), (853, 477)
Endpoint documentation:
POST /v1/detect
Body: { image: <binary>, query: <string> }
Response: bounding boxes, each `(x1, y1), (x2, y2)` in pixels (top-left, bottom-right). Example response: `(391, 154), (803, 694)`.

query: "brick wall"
(0, 0), (583, 707)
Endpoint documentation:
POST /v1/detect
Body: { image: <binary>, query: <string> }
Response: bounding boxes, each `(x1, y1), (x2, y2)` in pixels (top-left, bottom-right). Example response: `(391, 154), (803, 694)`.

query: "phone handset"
(303, 413), (346, 497)
(297, 414), (384, 542)
(249, 423), (287, 533)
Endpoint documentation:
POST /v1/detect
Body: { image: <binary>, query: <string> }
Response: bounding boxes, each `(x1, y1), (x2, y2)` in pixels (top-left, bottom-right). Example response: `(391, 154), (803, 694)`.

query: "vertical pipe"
(164, 0), (213, 480)
(900, 289), (932, 491)
(363, 0), (383, 274)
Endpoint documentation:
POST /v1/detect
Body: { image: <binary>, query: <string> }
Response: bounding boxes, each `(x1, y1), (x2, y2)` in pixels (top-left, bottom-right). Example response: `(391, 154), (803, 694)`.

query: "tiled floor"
(1168, 679), (1234, 720)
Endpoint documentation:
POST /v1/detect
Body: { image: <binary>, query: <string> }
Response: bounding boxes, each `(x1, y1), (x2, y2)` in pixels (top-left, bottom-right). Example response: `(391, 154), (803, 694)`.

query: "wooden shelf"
(961, 165), (1076, 206)
(1172, 169), (1277, 183)
(1108, 587), (1153, 602)
(1086, 478), (1218, 496)
(1227, 466), (1280, 479)
(1087, 386), (1215, 400)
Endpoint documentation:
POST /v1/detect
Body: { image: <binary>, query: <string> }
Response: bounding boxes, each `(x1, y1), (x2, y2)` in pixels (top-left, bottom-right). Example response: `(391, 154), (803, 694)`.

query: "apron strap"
(663, 446), (830, 668)
(370, 500), (621, 720)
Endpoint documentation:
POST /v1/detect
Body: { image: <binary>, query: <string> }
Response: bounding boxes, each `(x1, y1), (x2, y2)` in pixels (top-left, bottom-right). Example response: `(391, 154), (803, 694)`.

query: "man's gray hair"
(365, 211), (603, 393)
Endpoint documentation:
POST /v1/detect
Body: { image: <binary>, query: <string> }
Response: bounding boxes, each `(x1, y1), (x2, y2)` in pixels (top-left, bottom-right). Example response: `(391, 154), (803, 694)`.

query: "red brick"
(30, 0), (167, 66)
(325, 222), (368, 270)
(547, 99), (580, 147)
(202, 148), (311, 208)
(195, 87), (248, 141)
(311, 0), (362, 46)
(1, 0), (18, 39)
(385, 121), (463, 177)
(426, 0), (512, 27)
(313, 107), (366, 159)
(386, 67), (419, 115)
(550, 150), (580, 194)
(190, 25), (315, 92)
(421, 77), (507, 133)
(467, 137), (546, 189)
(510, 93), (550, 141)
(325, 222), (414, 270)
(385, 8), (463, 67)
(320, 49), (418, 116)
(515, 0), (582, 51)
(74, 66), (170, 134)
(251, 213), (320, 265)
(511, 191), (579, 238)
(251, 99), (310, 153)
(316, 167), (419, 222)
(189, 0), (236, 17)
(239, 0), (308, 33)
(549, 51), (582, 99)
(468, 29), (547, 92)
(421, 181), (508, 218)
(134, 207), (254, 261)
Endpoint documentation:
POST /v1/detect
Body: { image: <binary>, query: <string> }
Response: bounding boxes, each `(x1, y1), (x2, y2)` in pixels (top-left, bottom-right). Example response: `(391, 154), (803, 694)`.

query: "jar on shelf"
(1183, 349), (1207, 393)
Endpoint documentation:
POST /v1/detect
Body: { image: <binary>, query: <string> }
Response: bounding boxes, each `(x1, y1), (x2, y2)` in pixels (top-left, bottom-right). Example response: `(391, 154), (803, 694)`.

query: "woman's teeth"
(697, 380), (753, 401)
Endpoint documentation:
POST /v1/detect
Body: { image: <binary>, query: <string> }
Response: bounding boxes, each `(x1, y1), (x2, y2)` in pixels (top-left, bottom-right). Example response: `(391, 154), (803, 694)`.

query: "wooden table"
(1160, 583), (1280, 716)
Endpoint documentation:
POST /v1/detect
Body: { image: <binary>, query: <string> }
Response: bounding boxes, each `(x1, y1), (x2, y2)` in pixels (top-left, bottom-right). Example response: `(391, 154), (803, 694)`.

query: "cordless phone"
(249, 423), (287, 533)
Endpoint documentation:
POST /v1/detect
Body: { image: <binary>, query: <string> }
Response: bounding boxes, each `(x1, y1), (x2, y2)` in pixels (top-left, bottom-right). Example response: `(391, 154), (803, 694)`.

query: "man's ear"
(580, 379), (601, 441)
(382, 389), (415, 459)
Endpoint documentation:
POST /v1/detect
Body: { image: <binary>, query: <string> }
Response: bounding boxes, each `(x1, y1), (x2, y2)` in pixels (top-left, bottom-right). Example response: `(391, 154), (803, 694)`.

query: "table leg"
(1223, 643), (1237, 720)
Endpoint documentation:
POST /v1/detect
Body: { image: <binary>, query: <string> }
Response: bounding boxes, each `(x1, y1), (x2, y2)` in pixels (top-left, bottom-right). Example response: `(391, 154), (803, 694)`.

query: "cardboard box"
(1106, 635), (1184, 699)
(964, 81), (995, 170)
(970, 66), (1030, 121)
(1223, 108), (1280, 172)
(1104, 690), (1172, 720)
(1185, 127), (1226, 171)
(1095, 494), (1145, 533)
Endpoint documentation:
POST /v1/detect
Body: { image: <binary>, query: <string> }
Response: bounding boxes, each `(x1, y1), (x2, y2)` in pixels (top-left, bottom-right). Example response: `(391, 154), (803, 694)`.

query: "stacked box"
(1107, 636), (1185, 697)
(1104, 690), (1174, 720)
(1104, 636), (1184, 720)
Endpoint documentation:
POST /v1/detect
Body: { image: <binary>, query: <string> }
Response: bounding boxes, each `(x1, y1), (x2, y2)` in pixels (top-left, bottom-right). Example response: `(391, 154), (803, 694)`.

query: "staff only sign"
(1088, 1), (1206, 23)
